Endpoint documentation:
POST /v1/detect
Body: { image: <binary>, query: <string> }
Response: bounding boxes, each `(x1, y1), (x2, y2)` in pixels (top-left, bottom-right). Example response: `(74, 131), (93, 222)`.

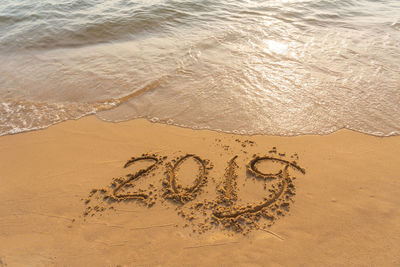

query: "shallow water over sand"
(1, 0), (399, 136)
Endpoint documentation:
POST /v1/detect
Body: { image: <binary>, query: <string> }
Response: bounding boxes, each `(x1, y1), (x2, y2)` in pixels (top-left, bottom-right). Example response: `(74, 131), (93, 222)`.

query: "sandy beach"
(1, 1), (400, 266)
(0, 116), (399, 266)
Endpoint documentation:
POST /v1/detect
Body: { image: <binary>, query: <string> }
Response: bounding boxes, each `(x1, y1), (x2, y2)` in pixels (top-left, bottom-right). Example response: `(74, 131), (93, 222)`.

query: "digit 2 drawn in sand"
(84, 146), (306, 234)
(111, 155), (160, 201)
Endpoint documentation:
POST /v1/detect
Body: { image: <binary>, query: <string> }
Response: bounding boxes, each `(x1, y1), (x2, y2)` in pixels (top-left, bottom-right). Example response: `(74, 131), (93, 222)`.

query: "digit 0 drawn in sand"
(162, 154), (211, 203)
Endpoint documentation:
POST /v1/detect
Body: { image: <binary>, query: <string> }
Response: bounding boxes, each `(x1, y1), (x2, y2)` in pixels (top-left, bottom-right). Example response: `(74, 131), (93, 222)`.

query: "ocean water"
(0, 0), (399, 136)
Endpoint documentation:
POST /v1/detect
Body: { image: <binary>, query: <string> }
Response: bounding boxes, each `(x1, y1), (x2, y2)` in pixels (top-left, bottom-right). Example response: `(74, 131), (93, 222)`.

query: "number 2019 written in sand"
(85, 151), (306, 233)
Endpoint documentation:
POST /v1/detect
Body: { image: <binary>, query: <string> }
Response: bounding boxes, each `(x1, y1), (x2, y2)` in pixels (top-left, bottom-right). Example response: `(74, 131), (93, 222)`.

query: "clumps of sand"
(174, 151), (305, 235)
(217, 156), (239, 205)
(111, 155), (160, 202)
(82, 154), (166, 217)
(162, 154), (212, 203)
(210, 163), (297, 234)
(82, 142), (306, 235)
(247, 156), (305, 178)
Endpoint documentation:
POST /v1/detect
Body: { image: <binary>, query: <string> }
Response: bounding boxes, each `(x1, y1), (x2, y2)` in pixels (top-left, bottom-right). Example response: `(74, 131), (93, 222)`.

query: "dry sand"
(0, 116), (399, 266)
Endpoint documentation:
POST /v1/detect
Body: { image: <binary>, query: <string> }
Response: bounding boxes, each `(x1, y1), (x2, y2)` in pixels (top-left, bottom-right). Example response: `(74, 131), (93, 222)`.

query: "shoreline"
(1, 115), (399, 266)
(3, 114), (400, 138)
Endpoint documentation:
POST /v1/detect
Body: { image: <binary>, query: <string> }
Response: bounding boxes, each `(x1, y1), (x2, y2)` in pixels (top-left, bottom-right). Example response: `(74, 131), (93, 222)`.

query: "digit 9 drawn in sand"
(210, 156), (305, 232)
(83, 142), (306, 234)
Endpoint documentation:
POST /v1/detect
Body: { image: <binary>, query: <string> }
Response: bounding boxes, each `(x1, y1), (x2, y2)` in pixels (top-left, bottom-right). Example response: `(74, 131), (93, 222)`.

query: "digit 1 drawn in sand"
(163, 154), (209, 203)
(217, 155), (239, 205)
(111, 156), (160, 201)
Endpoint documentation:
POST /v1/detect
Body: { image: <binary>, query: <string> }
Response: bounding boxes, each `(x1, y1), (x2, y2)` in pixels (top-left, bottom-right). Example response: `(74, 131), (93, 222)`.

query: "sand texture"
(0, 116), (399, 266)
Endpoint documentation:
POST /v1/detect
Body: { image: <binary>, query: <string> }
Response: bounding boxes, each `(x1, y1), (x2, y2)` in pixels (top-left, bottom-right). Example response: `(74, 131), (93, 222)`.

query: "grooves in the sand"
(163, 154), (209, 203)
(82, 140), (305, 234)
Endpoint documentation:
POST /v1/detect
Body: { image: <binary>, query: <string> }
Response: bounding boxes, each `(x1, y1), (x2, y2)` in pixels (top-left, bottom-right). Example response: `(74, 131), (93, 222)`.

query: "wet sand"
(0, 116), (399, 266)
